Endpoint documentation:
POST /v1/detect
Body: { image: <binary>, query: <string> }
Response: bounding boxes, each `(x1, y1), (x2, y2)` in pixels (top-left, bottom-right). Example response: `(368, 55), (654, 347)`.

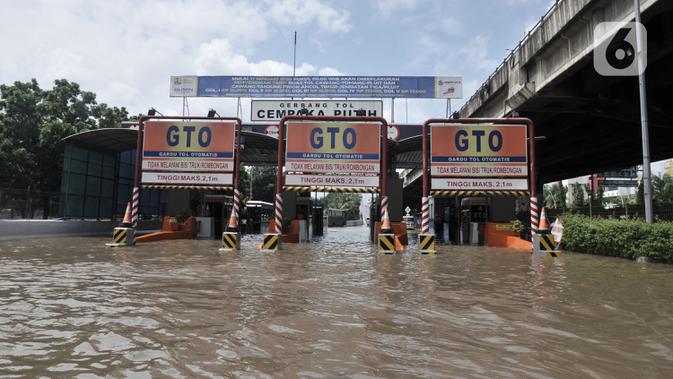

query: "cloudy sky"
(1, 0), (557, 121)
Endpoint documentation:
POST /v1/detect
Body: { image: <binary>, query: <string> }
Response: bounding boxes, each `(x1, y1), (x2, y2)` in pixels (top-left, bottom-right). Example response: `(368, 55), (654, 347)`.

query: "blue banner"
(194, 76), (462, 99)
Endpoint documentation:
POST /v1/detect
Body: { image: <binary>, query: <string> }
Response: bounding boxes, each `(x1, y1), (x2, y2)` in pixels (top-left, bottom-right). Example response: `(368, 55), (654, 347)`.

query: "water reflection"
(0, 227), (672, 377)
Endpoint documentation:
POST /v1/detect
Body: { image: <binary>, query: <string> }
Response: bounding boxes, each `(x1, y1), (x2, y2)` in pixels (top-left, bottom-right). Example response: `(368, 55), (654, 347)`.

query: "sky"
(0, 0), (555, 122)
(2, 0), (670, 175)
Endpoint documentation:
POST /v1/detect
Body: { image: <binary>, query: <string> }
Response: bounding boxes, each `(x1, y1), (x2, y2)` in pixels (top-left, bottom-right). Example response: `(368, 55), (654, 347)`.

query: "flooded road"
(1, 226), (672, 378)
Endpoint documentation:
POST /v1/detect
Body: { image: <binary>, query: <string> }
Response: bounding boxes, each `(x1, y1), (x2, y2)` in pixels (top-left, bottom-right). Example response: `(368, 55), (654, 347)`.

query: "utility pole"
(293, 31), (297, 77)
(635, 0), (653, 223)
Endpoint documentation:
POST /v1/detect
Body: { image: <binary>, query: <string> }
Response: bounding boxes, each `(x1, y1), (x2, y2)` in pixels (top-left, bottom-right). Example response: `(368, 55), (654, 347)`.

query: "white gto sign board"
(251, 100), (383, 122)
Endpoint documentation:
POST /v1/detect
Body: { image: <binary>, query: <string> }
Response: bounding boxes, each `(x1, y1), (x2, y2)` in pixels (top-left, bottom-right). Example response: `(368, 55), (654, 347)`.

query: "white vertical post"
(634, 0), (652, 224)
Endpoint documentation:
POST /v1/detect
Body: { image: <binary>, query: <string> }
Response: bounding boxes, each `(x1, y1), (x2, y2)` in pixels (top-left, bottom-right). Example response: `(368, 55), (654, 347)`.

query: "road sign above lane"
(170, 76), (463, 99)
(251, 100), (383, 122)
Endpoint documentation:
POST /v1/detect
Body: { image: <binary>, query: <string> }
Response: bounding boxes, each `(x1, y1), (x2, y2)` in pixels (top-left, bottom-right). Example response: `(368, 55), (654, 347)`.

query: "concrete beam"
(460, 0), (660, 118)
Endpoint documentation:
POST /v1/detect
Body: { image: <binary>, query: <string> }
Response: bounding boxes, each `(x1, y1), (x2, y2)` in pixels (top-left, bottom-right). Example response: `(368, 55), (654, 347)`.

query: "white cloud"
(374, 0), (423, 16)
(267, 0), (351, 33)
(460, 35), (499, 72)
(0, 0), (350, 119)
(194, 39), (342, 77)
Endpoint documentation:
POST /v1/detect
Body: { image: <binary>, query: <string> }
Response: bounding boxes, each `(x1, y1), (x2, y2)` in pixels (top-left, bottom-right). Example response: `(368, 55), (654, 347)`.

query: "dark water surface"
(1, 226), (672, 378)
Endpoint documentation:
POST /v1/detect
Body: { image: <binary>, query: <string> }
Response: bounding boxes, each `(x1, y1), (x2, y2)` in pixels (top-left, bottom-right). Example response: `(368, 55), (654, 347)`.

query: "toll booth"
(204, 194), (233, 238)
(293, 195), (327, 241)
(312, 204), (324, 236)
(460, 198), (489, 245)
(432, 197), (458, 244)
(242, 200), (274, 234)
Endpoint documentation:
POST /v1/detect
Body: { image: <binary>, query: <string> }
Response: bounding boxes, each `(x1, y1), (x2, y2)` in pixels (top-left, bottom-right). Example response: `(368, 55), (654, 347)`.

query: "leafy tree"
(570, 183), (587, 209)
(636, 180), (644, 206)
(594, 185), (605, 209)
(239, 165), (277, 203)
(652, 174), (673, 207)
(319, 192), (362, 220)
(0, 79), (128, 217)
(543, 182), (567, 210)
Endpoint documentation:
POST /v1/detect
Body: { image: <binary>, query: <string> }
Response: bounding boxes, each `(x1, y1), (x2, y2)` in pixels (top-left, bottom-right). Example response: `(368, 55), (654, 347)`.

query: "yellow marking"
(539, 235), (555, 251)
(420, 235), (435, 251)
(114, 230), (127, 244)
(262, 234), (279, 250)
(222, 233), (237, 248)
(379, 235), (395, 251)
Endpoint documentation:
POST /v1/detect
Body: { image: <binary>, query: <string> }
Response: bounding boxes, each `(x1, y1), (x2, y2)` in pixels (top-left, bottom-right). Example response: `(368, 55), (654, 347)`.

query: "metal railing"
(0, 187), (61, 219)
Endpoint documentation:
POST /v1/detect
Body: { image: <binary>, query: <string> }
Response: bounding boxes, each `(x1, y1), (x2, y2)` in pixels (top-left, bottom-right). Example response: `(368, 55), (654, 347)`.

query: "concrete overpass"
(459, 0), (673, 186)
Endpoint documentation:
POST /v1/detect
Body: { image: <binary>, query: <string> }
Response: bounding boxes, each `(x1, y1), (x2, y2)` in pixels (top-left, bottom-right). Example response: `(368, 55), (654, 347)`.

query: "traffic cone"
(226, 212), (238, 232)
(539, 207), (549, 231)
(380, 212), (392, 234)
(121, 202), (133, 227)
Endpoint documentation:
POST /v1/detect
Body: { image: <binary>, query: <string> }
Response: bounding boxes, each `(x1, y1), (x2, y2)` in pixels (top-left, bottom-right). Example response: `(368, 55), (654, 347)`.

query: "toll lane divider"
(283, 186), (379, 193)
(533, 234), (561, 257)
(262, 233), (280, 251)
(378, 233), (396, 254)
(220, 231), (239, 251)
(419, 234), (436, 254)
(430, 190), (529, 197)
(106, 227), (134, 247)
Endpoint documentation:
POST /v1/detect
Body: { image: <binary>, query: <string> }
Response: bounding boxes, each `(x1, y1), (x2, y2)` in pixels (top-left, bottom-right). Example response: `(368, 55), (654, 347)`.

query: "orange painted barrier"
(375, 221), (408, 246)
(266, 220), (300, 243)
(484, 222), (532, 251)
(135, 217), (197, 243)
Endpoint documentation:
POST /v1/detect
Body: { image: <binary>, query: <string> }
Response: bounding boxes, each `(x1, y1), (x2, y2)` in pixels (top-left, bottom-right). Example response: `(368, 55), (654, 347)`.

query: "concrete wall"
(0, 219), (161, 241)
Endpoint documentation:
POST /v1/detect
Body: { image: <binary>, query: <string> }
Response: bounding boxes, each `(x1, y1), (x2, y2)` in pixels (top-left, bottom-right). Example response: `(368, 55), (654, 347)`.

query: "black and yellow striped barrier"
(261, 233), (280, 251)
(220, 231), (240, 251)
(419, 234), (436, 254)
(430, 190), (530, 197)
(533, 234), (561, 257)
(142, 184), (232, 191)
(283, 186), (379, 193)
(106, 227), (134, 247)
(378, 233), (396, 254)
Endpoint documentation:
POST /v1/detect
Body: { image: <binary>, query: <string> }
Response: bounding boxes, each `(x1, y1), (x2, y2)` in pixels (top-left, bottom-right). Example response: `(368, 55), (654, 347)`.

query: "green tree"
(652, 174), (673, 207)
(593, 185), (605, 209)
(0, 79), (128, 216)
(636, 180), (644, 206)
(570, 183), (587, 209)
(319, 193), (362, 220)
(544, 182), (567, 210)
(239, 165), (277, 203)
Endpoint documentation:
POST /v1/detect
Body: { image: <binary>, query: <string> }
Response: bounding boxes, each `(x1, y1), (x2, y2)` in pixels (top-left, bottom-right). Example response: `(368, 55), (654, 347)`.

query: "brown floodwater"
(1, 226), (672, 378)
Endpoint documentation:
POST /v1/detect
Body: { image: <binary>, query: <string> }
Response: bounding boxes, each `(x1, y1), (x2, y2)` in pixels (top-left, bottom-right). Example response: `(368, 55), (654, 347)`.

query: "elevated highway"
(459, 0), (673, 186)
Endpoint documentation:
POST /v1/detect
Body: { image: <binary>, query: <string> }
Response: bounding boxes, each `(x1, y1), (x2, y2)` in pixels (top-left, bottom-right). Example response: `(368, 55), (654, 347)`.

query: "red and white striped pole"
(530, 196), (539, 236)
(380, 195), (391, 232)
(421, 196), (430, 234)
(274, 193), (283, 234)
(226, 188), (240, 230)
(131, 186), (140, 229)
